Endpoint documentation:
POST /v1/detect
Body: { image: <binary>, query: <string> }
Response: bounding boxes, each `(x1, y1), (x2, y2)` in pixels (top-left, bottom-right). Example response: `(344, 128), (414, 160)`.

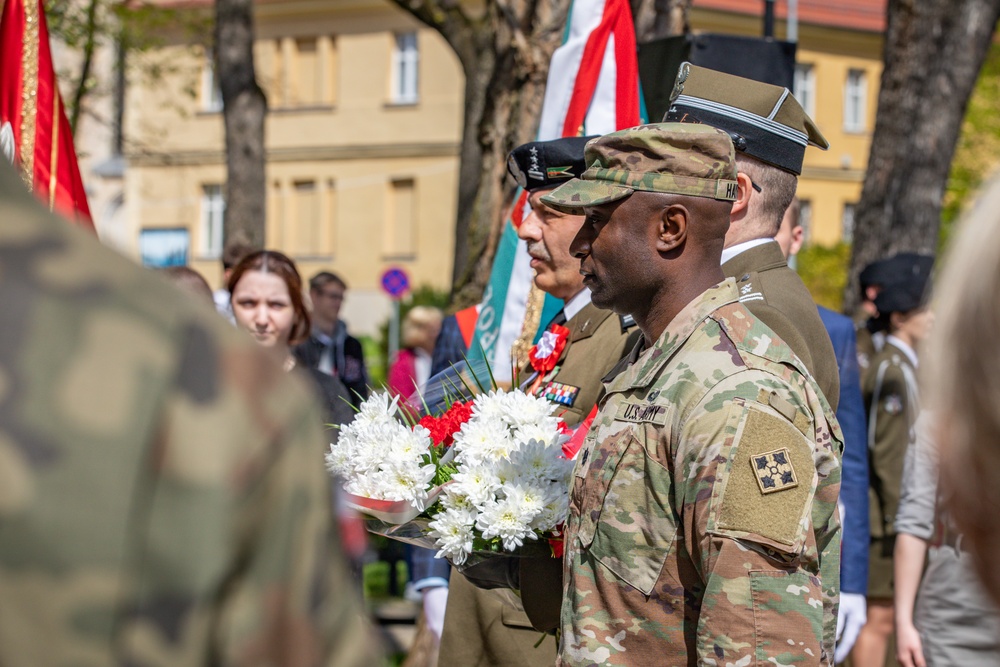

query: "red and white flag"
(0, 0), (94, 230)
(469, 0), (640, 380)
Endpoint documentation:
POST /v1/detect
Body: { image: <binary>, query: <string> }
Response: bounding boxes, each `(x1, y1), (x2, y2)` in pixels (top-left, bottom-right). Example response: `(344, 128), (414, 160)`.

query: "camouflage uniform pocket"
(587, 431), (676, 596)
(749, 570), (824, 664)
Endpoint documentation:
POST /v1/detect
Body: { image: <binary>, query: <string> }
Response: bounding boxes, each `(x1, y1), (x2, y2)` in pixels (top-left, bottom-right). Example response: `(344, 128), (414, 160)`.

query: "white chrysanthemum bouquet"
(326, 388), (574, 565)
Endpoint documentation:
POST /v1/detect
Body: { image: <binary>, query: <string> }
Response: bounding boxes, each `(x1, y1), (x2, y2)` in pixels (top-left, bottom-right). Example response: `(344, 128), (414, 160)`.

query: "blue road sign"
(381, 267), (410, 299)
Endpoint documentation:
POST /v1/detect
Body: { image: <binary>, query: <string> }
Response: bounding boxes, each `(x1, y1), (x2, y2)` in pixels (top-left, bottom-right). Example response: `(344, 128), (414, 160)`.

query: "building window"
(202, 48), (223, 112)
(391, 33), (419, 104)
(385, 178), (416, 256)
(793, 64), (816, 119)
(844, 69), (867, 132)
(798, 199), (813, 245)
(200, 184), (225, 258)
(291, 180), (320, 254)
(293, 38), (319, 106)
(842, 203), (857, 243)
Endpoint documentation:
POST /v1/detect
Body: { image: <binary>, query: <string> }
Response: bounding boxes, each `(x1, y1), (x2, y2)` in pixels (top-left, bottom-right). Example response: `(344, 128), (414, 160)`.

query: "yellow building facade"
(123, 0), (883, 332)
(126, 0), (464, 333)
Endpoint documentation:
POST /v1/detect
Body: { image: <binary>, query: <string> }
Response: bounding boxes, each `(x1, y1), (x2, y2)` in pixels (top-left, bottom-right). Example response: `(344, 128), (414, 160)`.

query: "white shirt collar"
(886, 334), (919, 369)
(720, 237), (774, 266)
(563, 288), (592, 322)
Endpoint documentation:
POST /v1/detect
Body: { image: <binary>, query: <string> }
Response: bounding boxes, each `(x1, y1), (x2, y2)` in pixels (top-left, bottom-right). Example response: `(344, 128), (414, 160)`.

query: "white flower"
(353, 392), (402, 427)
(499, 391), (556, 428)
(531, 485), (570, 532)
(453, 419), (513, 466)
(373, 460), (437, 510)
(429, 507), (477, 564)
(450, 465), (501, 508)
(476, 495), (539, 551)
(517, 439), (573, 479)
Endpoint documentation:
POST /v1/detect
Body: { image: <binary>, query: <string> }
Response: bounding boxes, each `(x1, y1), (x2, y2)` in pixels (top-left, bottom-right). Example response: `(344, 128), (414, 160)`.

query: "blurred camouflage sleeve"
(678, 374), (831, 665)
(124, 337), (381, 667)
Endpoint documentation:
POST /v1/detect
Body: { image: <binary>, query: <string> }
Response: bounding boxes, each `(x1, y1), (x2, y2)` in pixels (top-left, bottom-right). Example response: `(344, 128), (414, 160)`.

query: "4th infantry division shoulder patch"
(752, 448), (798, 494)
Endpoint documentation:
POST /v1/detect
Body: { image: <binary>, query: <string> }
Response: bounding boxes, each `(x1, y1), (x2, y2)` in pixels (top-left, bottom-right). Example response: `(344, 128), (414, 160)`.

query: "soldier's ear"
(730, 172), (754, 217)
(656, 204), (688, 252)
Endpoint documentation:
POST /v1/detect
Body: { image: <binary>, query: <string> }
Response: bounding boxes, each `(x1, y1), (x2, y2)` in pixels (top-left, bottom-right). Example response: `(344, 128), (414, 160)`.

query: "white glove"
(422, 586), (450, 640)
(835, 592), (867, 663)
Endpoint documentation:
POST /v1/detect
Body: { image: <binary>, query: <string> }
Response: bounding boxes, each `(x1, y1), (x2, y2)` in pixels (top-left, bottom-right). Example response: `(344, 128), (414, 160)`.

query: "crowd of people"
(6, 59), (1000, 667)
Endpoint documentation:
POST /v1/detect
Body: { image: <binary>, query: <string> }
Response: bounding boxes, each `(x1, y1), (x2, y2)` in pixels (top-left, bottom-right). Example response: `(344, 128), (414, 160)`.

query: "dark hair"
(309, 271), (347, 293)
(736, 153), (797, 236)
(160, 266), (213, 303)
(228, 250), (311, 345)
(222, 241), (256, 271)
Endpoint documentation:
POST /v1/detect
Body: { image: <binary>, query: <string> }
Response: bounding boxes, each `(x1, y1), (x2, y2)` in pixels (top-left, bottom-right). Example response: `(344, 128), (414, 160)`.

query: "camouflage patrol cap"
(540, 123), (738, 212)
(665, 62), (828, 175)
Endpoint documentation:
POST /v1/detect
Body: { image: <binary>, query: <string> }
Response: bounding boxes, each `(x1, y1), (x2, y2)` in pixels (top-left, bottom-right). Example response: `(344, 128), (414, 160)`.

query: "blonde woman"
(928, 173), (1000, 607)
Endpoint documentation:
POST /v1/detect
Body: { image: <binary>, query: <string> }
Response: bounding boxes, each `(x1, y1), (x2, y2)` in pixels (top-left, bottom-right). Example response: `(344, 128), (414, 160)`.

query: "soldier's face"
(896, 306), (935, 346)
(518, 189), (587, 300)
(231, 270), (297, 349)
(572, 195), (658, 315)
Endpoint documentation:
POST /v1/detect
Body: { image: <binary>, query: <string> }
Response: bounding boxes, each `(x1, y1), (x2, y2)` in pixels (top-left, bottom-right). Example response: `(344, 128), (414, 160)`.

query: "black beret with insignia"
(507, 136), (596, 192)
(665, 62), (828, 175)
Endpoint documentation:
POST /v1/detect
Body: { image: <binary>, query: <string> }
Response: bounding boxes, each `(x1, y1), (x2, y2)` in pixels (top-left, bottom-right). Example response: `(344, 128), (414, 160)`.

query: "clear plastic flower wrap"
(327, 361), (573, 567)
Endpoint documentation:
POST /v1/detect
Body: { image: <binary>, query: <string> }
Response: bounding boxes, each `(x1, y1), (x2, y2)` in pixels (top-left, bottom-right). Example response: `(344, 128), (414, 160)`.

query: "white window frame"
(391, 32), (419, 105)
(200, 184), (225, 258)
(202, 48), (223, 112)
(793, 63), (816, 119)
(798, 198), (813, 245)
(844, 69), (867, 133)
(842, 203), (857, 243)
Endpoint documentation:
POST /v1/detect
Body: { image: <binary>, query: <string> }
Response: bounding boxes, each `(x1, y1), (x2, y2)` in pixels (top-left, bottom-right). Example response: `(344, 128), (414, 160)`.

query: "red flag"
(0, 0), (95, 230)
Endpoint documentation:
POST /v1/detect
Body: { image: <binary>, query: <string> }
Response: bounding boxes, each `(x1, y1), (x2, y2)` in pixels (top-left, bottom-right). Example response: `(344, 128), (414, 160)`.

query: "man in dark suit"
(667, 63), (840, 410)
(778, 198), (870, 662)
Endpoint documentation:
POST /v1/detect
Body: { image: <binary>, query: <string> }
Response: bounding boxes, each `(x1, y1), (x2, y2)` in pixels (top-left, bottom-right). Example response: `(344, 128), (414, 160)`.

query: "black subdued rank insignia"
(752, 448), (798, 495)
(541, 381), (580, 407)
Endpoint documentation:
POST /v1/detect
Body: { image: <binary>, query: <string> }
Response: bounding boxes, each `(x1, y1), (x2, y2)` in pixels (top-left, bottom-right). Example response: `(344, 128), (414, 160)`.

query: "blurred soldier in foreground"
(0, 161), (380, 667)
(930, 174), (1000, 609)
(539, 123), (842, 665)
(777, 200), (870, 661)
(438, 135), (639, 667)
(667, 63), (840, 410)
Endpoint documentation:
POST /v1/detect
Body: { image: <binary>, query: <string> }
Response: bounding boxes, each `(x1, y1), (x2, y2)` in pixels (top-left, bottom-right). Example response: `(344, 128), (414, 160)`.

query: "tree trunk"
(632, 0), (688, 43)
(215, 0), (267, 250)
(392, 0), (690, 307)
(843, 0), (1000, 312)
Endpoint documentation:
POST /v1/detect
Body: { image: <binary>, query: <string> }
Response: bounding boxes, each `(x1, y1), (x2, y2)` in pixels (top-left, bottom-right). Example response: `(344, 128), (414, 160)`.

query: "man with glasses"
(295, 272), (369, 408)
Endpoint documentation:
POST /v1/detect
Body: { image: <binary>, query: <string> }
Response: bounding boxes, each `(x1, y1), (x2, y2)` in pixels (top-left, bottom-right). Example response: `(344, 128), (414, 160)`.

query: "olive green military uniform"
(0, 163), (379, 667)
(439, 299), (639, 667)
(863, 337), (919, 599)
(724, 240), (841, 411)
(853, 308), (886, 373)
(560, 280), (842, 665)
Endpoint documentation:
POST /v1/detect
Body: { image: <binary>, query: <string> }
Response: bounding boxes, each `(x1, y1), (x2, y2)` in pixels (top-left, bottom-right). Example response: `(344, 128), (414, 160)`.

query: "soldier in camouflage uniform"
(0, 161), (380, 667)
(539, 123), (843, 665)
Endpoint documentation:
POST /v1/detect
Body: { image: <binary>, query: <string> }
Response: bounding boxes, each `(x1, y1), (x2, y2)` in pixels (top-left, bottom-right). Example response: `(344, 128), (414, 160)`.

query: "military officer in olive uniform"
(666, 63), (841, 411)
(852, 254), (934, 667)
(437, 136), (640, 667)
